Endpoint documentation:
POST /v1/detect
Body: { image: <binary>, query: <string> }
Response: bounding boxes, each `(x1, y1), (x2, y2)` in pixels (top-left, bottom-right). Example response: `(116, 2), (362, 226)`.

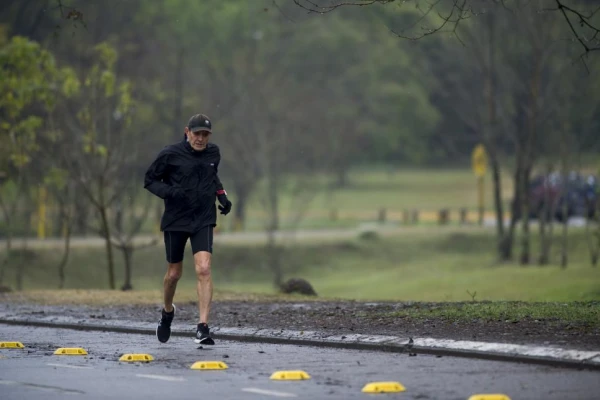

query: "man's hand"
(217, 193), (232, 215)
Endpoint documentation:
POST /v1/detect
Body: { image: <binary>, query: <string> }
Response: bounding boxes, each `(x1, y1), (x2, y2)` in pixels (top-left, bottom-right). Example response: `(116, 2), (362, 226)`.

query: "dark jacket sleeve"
(214, 148), (225, 194)
(144, 149), (174, 199)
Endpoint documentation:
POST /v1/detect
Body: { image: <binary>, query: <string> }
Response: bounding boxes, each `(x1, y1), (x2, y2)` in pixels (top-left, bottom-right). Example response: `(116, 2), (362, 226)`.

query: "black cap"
(187, 114), (212, 133)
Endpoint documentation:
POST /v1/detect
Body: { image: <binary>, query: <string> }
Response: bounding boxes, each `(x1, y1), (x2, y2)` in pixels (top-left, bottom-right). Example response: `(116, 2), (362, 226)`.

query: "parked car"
(514, 172), (598, 222)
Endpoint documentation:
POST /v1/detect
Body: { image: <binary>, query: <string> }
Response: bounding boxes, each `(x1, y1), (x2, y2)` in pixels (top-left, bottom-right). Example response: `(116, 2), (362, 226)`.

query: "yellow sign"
(472, 144), (488, 177)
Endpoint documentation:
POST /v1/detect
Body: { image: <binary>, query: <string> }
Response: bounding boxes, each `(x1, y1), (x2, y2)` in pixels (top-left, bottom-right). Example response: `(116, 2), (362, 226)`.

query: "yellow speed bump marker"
(0, 342), (25, 349)
(54, 347), (88, 355)
(119, 354), (154, 362)
(362, 381), (406, 393)
(270, 370), (311, 380)
(468, 395), (511, 400)
(190, 361), (228, 370)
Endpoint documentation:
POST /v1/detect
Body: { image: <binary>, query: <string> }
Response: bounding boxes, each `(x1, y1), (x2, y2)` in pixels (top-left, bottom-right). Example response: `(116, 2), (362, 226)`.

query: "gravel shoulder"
(2, 299), (598, 351)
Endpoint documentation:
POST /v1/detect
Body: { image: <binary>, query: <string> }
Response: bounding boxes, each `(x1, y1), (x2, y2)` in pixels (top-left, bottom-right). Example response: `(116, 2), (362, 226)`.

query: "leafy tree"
(0, 35), (76, 288)
(59, 42), (136, 290)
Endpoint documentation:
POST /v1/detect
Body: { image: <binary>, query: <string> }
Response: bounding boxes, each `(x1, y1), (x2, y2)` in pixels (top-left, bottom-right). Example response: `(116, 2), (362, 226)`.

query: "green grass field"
(3, 167), (599, 305)
(10, 167), (514, 237)
(236, 167), (515, 231)
(3, 227), (598, 302)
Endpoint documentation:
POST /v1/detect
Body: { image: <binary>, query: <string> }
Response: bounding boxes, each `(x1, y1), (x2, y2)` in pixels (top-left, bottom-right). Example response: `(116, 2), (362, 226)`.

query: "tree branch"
(292, 0), (391, 14)
(294, 0), (600, 55)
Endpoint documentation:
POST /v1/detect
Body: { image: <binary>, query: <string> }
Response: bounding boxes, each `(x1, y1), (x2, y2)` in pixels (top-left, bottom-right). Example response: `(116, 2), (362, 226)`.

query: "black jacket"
(144, 139), (224, 233)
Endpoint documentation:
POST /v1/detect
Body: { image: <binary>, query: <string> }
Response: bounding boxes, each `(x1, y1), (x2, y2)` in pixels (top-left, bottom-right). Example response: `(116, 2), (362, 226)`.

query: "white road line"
(46, 363), (93, 369)
(136, 374), (185, 382)
(242, 388), (298, 398)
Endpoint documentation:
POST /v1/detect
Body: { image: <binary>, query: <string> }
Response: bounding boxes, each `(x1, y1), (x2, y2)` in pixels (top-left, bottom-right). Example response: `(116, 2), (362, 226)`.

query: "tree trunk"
(499, 164), (523, 262)
(335, 166), (348, 188)
(560, 172), (569, 269)
(57, 206), (72, 289)
(484, 12), (514, 262)
(121, 245), (133, 291)
(74, 198), (88, 236)
(232, 182), (250, 232)
(560, 204), (569, 269)
(519, 165), (532, 265)
(99, 206), (116, 289)
(559, 121), (570, 269)
(263, 139), (283, 288)
(491, 156), (505, 237)
(538, 187), (551, 266)
(538, 215), (549, 265)
(538, 164), (555, 266)
(15, 237), (27, 291)
(266, 172), (283, 288)
(594, 199), (600, 267)
(585, 217), (599, 268)
(520, 44), (542, 266)
(0, 214), (12, 287)
(0, 173), (25, 286)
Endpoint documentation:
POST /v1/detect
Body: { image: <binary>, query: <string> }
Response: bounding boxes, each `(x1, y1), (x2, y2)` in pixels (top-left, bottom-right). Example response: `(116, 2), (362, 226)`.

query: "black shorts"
(163, 226), (214, 263)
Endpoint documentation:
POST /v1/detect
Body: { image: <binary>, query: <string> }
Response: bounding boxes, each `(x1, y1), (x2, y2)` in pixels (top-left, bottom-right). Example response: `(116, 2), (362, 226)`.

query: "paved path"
(1, 324), (599, 400)
(1, 225), (491, 249)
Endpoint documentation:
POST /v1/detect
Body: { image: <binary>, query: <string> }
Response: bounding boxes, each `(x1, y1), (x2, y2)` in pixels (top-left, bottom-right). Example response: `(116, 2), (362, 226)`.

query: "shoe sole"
(156, 304), (176, 343)
(194, 337), (215, 345)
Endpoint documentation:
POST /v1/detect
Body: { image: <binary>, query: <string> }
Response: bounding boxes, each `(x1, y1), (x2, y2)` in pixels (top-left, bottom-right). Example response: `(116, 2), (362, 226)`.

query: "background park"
(0, 1), (599, 323)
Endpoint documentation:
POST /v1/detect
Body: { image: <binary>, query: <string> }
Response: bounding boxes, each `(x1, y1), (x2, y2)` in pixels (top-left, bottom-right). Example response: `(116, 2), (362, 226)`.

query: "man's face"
(185, 127), (211, 151)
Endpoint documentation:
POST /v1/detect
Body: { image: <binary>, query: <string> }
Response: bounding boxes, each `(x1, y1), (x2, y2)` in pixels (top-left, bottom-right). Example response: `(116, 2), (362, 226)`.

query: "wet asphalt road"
(1, 325), (598, 400)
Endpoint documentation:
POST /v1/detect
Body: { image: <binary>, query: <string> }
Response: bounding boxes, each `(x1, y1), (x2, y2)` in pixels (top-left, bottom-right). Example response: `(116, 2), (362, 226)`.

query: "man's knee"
(166, 262), (183, 281)
(194, 253), (211, 277)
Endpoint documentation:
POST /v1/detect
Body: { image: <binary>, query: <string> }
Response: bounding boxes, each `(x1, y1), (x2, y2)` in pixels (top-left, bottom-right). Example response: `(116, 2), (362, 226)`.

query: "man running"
(144, 113), (232, 345)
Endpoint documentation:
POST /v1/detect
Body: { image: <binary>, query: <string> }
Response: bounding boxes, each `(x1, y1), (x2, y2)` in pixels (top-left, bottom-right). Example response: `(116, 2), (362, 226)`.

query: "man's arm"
(214, 161), (225, 195)
(144, 150), (176, 199)
(213, 149), (232, 215)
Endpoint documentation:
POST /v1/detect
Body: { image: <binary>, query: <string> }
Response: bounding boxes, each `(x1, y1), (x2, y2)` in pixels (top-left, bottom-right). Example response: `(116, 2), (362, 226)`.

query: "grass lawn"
(235, 167), (515, 231)
(3, 226), (598, 303)
(13, 167), (514, 237)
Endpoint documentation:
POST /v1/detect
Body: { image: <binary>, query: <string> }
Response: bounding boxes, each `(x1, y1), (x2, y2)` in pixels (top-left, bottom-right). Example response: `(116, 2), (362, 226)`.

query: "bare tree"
(291, 0), (600, 59)
(60, 42), (137, 289)
(111, 179), (159, 291)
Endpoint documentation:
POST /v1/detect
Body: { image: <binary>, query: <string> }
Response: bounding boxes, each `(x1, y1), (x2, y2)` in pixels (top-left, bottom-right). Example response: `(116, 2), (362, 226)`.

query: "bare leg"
(194, 251), (212, 324)
(163, 262), (183, 312)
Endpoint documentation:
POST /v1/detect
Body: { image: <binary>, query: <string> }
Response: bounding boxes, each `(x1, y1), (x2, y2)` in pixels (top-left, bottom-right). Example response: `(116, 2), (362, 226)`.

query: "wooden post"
(411, 209), (419, 224)
(402, 209), (410, 225)
(438, 209), (449, 225)
(329, 209), (338, 222)
(459, 208), (468, 225)
(378, 208), (387, 223)
(478, 175), (485, 225)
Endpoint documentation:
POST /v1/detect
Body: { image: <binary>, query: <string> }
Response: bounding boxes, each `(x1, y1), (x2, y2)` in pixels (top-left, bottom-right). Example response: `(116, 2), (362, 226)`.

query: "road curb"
(0, 317), (598, 371)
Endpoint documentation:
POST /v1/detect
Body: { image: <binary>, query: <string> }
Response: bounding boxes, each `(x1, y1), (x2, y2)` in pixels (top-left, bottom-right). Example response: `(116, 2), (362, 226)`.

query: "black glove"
(217, 193), (232, 215)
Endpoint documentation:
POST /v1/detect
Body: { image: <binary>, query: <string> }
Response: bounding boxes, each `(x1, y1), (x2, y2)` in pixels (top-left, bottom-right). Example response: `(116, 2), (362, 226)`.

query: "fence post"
(438, 209), (449, 225)
(459, 208), (468, 225)
(378, 208), (387, 223)
(411, 209), (419, 224)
